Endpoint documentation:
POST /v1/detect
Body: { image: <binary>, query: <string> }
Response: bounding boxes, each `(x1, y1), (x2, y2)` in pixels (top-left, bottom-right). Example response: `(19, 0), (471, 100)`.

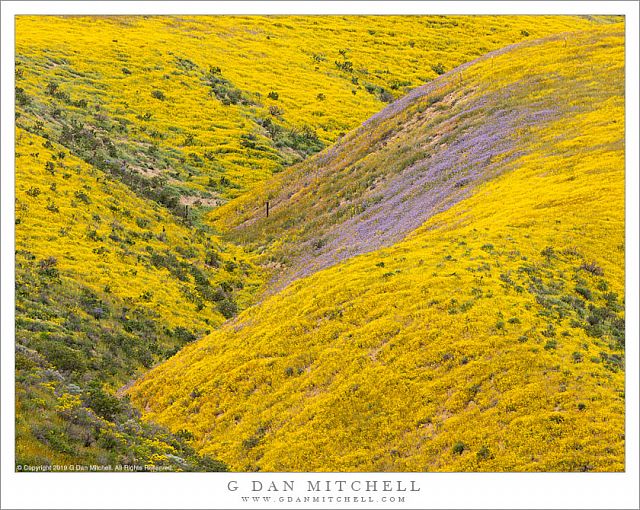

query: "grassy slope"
(13, 14), (611, 470)
(16, 15), (599, 207)
(212, 24), (624, 291)
(15, 128), (261, 329)
(14, 128), (262, 469)
(129, 26), (625, 472)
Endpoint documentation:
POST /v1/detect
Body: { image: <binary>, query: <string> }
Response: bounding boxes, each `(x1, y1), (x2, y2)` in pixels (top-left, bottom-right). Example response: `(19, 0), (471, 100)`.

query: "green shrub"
(26, 186), (41, 198)
(40, 341), (85, 373)
(195, 455), (229, 472)
(151, 89), (166, 101)
(74, 190), (91, 204)
(16, 86), (31, 106)
(541, 323), (556, 338)
(242, 425), (268, 450)
(205, 66), (253, 106)
(335, 60), (353, 72)
(476, 445), (492, 461)
(379, 89), (394, 103)
(312, 238), (326, 250)
(217, 298), (238, 319)
(541, 246), (555, 259)
(135, 217), (150, 229)
(37, 257), (59, 278)
(580, 261), (604, 276)
(269, 105), (284, 117)
(549, 414), (564, 424)
(431, 63), (446, 75)
(575, 285), (592, 301)
(452, 441), (466, 455)
(84, 382), (123, 421)
(205, 251), (221, 268)
(242, 436), (260, 449)
(174, 326), (197, 343)
(43, 428), (76, 455)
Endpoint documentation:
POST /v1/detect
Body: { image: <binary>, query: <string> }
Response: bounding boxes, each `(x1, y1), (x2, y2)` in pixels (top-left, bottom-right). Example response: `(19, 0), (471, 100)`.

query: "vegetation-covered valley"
(14, 15), (625, 472)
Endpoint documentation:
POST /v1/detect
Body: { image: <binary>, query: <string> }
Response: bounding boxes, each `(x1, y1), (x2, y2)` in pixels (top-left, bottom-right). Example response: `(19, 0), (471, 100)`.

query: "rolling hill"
(14, 15), (624, 472)
(14, 126), (260, 469)
(212, 25), (623, 291)
(129, 25), (625, 472)
(16, 15), (601, 210)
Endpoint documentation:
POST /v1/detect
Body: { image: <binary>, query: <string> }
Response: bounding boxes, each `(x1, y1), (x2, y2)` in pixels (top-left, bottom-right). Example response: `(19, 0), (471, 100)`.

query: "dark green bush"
(379, 89), (394, 103)
(452, 441), (466, 455)
(195, 455), (229, 472)
(26, 186), (41, 198)
(84, 382), (123, 421)
(16, 86), (31, 106)
(40, 341), (85, 373)
(541, 246), (555, 259)
(43, 428), (76, 455)
(205, 66), (253, 106)
(476, 445), (492, 460)
(37, 257), (59, 278)
(151, 89), (166, 101)
(580, 261), (604, 276)
(575, 285), (592, 301)
(74, 190), (91, 204)
(205, 251), (221, 268)
(335, 60), (353, 72)
(217, 298), (238, 319)
(431, 63), (446, 75)
(174, 326), (197, 343)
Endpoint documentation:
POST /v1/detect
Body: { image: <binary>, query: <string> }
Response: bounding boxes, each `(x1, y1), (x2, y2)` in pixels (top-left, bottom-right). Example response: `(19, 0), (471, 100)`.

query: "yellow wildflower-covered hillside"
(15, 127), (262, 332)
(16, 15), (603, 203)
(15, 126), (259, 470)
(129, 26), (625, 472)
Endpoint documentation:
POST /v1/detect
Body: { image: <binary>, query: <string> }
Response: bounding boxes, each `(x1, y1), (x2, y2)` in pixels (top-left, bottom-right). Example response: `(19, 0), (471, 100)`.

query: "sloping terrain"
(15, 127), (262, 335)
(212, 25), (624, 291)
(129, 26), (625, 472)
(15, 15), (600, 212)
(14, 128), (260, 469)
(14, 15), (624, 472)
